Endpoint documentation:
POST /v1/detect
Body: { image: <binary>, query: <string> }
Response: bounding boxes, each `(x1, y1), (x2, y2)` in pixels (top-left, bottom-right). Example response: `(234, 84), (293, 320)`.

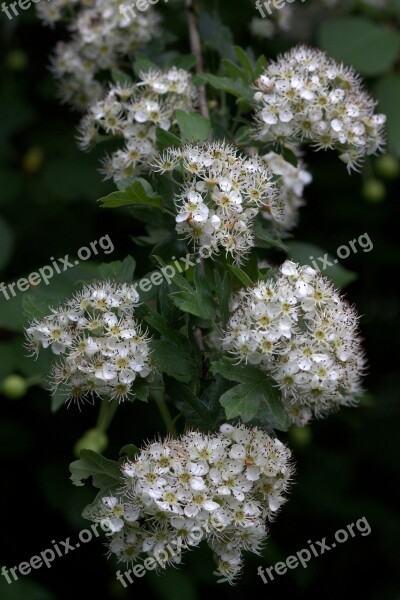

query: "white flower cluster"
(38, 0), (160, 109)
(260, 151), (312, 230)
(153, 141), (286, 263)
(86, 423), (293, 583)
(78, 68), (197, 182)
(25, 282), (153, 403)
(222, 261), (365, 426)
(253, 45), (386, 172)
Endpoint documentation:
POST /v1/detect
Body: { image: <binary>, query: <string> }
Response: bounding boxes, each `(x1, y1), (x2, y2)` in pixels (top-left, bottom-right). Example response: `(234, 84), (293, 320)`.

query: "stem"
(96, 397), (119, 433)
(153, 390), (176, 436)
(185, 0), (210, 122)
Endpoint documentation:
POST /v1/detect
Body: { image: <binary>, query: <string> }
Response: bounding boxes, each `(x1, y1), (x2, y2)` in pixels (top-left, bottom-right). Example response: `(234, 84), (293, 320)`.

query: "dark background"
(1, 1), (399, 599)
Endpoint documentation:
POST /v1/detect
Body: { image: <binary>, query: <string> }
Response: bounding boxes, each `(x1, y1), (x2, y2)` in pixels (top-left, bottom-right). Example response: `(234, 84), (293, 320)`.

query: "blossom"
(85, 423), (293, 584)
(77, 68), (197, 181)
(38, 0), (161, 109)
(222, 261), (365, 425)
(153, 141), (288, 263)
(25, 282), (153, 404)
(252, 45), (386, 172)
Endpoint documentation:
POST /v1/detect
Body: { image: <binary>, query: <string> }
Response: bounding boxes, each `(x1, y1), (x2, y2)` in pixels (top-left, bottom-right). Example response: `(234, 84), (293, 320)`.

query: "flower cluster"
(222, 261), (365, 425)
(38, 0), (160, 109)
(259, 151), (312, 230)
(253, 45), (386, 171)
(78, 68), (197, 181)
(153, 141), (287, 263)
(86, 423), (293, 583)
(25, 282), (153, 404)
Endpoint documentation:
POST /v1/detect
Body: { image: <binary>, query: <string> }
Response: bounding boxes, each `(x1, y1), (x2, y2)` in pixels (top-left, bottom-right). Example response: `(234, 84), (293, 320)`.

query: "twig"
(185, 0), (209, 121)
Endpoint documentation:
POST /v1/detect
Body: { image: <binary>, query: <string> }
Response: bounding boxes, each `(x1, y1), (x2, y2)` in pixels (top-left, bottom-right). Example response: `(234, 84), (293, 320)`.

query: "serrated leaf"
(175, 110), (210, 143)
(220, 376), (285, 428)
(99, 179), (163, 209)
(220, 382), (263, 422)
(212, 360), (267, 384)
(166, 377), (227, 431)
(69, 450), (121, 490)
(98, 255), (136, 283)
(156, 128), (182, 152)
(119, 444), (140, 460)
(150, 339), (198, 383)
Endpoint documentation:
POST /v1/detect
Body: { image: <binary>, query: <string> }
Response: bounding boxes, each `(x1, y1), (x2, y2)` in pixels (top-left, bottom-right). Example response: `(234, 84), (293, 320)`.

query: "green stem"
(152, 390), (176, 436)
(96, 397), (119, 434)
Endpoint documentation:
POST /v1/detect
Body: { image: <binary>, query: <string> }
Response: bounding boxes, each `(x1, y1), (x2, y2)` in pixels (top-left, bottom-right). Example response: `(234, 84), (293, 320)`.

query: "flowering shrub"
(18, 0), (390, 587)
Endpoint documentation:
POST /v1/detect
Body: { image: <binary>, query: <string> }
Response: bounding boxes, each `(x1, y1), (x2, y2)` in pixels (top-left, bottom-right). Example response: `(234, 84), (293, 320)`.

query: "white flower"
(25, 282), (153, 405)
(86, 424), (293, 584)
(222, 261), (365, 425)
(154, 141), (287, 264)
(253, 45), (386, 172)
(77, 67), (197, 181)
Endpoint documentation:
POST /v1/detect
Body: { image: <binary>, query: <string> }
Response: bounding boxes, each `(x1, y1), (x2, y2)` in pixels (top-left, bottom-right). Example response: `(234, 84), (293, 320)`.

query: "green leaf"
(133, 56), (157, 77)
(214, 361), (288, 429)
(233, 46), (254, 79)
(254, 220), (288, 251)
(111, 68), (132, 85)
(175, 110), (210, 143)
(220, 382), (264, 422)
(69, 450), (121, 490)
(318, 17), (400, 76)
(119, 444), (140, 460)
(199, 12), (235, 60)
(286, 241), (357, 288)
(166, 377), (227, 431)
(150, 339), (198, 383)
(374, 74), (400, 156)
(197, 73), (254, 103)
(156, 127), (182, 152)
(98, 179), (163, 209)
(212, 360), (267, 384)
(98, 255), (136, 283)
(130, 378), (150, 402)
(220, 378), (285, 427)
(226, 264), (254, 287)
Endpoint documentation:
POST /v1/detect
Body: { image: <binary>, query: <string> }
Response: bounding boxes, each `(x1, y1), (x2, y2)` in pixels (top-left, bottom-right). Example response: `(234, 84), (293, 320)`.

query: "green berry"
(362, 179), (386, 203)
(289, 425), (312, 447)
(375, 155), (400, 180)
(6, 50), (28, 71)
(1, 375), (28, 399)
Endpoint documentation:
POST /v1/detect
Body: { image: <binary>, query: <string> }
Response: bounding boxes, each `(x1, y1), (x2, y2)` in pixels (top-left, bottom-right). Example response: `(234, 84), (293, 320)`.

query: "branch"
(185, 0), (209, 121)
